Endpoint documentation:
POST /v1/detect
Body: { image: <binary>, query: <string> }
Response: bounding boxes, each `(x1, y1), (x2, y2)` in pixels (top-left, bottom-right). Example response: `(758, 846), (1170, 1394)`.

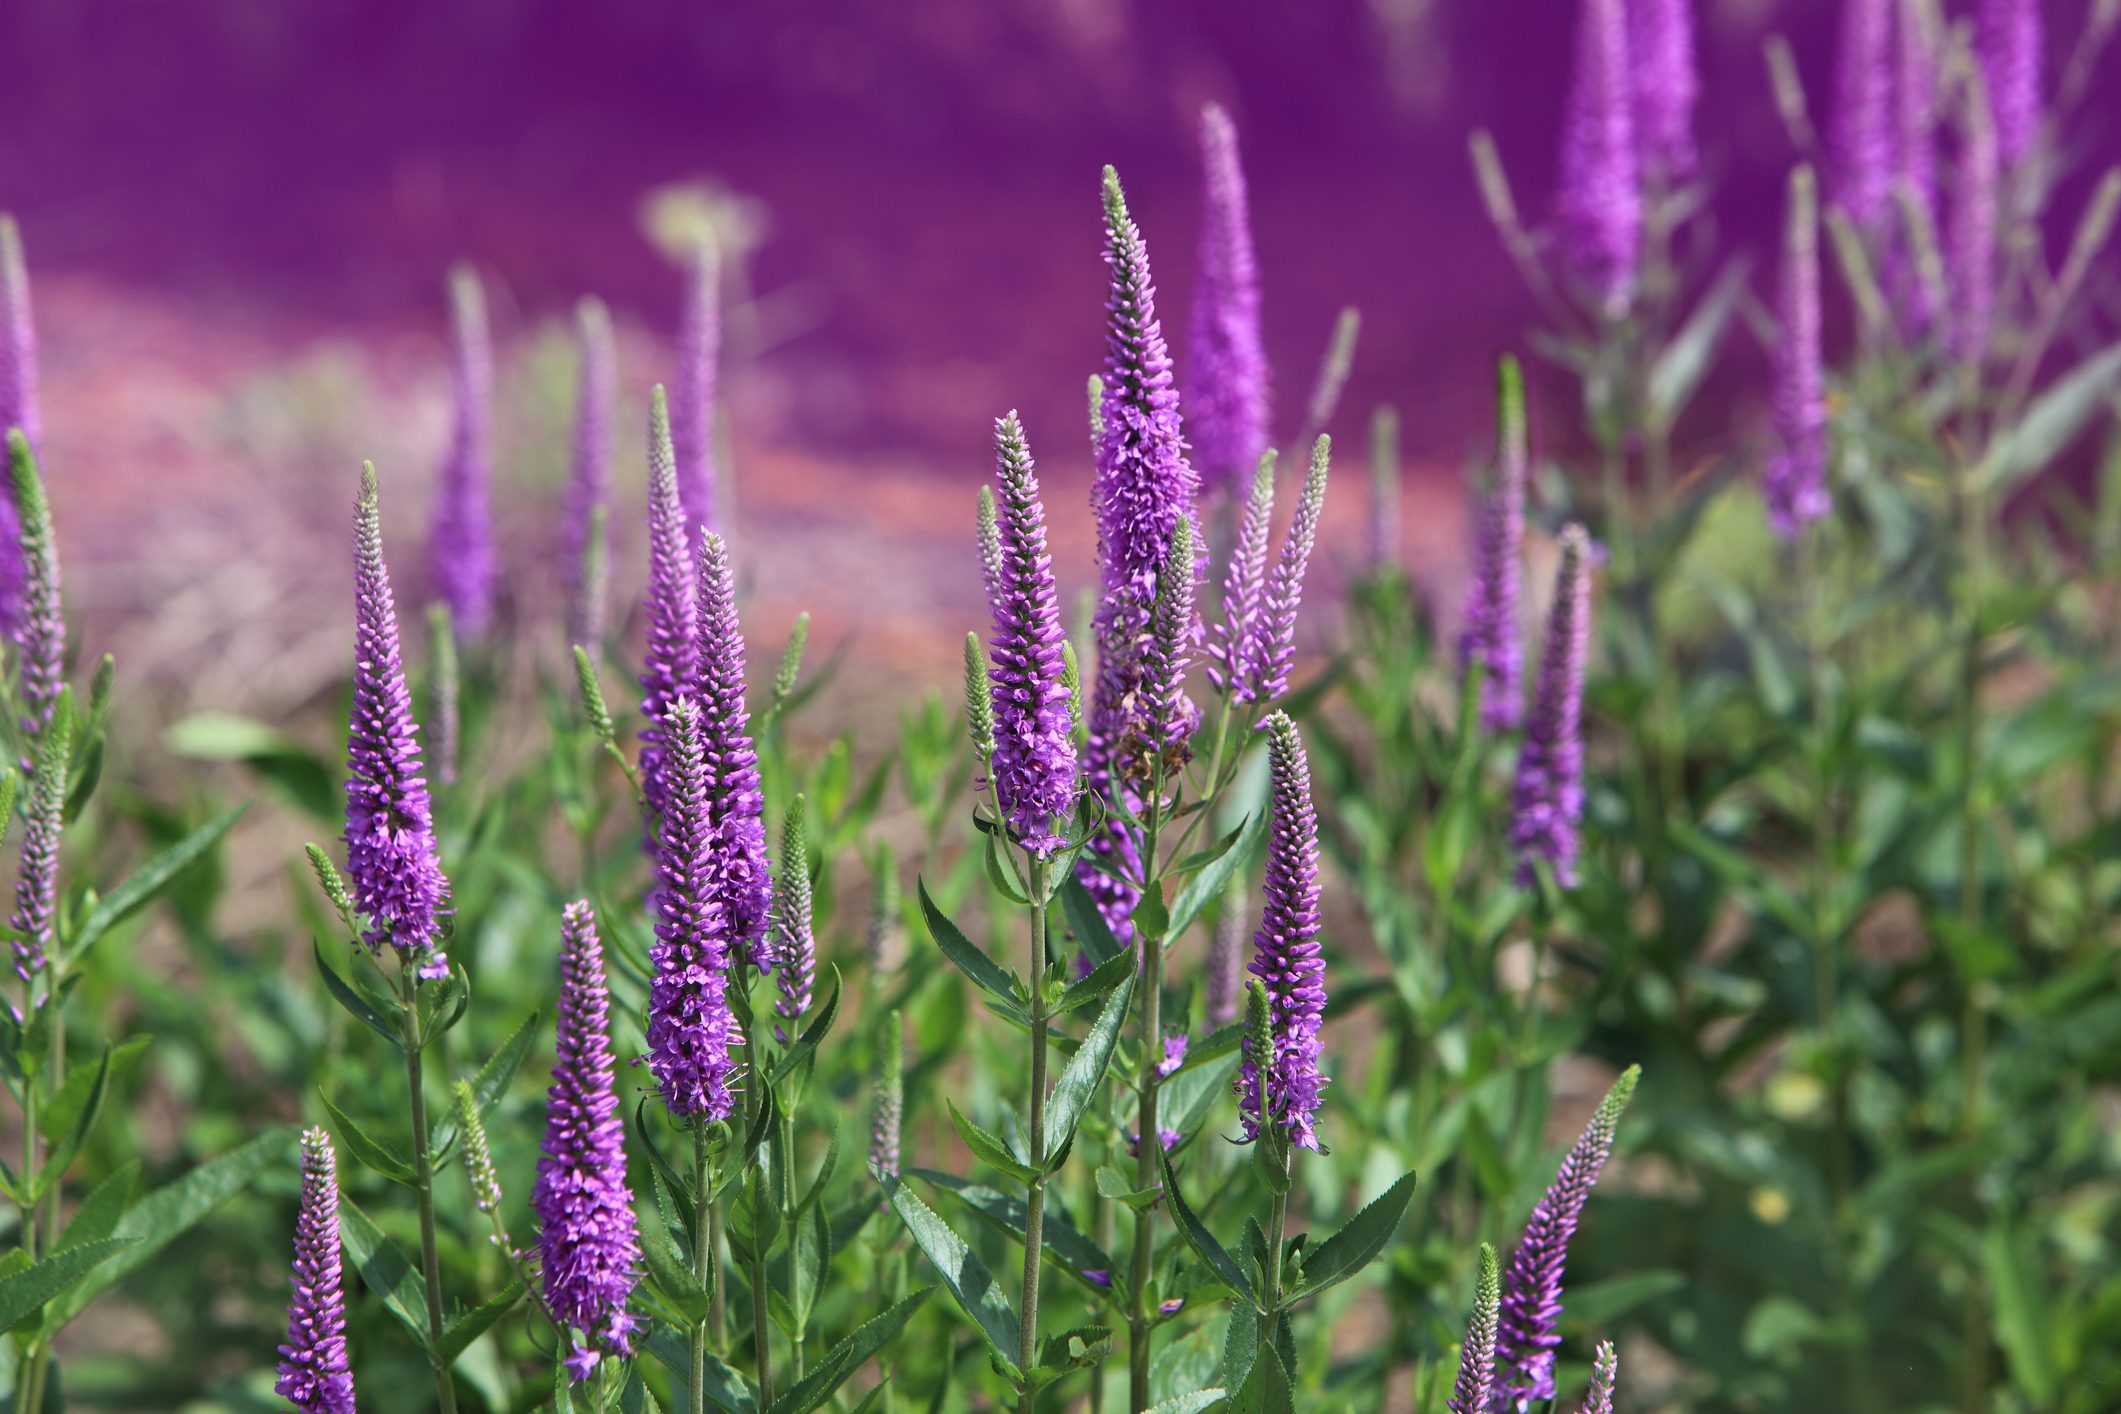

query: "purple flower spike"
(1576, 1341), (1620, 1414)
(7, 432), (64, 742)
(1460, 357), (1529, 733)
(1080, 165), (1199, 940)
(537, 901), (642, 1374)
(872, 1009), (904, 1178)
(1236, 711), (1328, 1151)
(1977, 0), (2043, 168)
(0, 218), (39, 646)
(639, 386), (702, 828)
(276, 1128), (357, 1414)
(1556, 0), (1641, 315)
(1509, 526), (1593, 890)
(1767, 168), (1831, 539)
(671, 239), (722, 532)
(1209, 452), (1275, 697)
(1949, 78), (2001, 367)
(1185, 104), (1269, 500)
(562, 297), (616, 649)
(1496, 1065), (1641, 1411)
(1244, 437), (1330, 706)
(1447, 1243), (1500, 1414)
(1131, 516), (1202, 780)
(985, 413), (1079, 857)
(646, 698), (742, 1122)
(346, 464), (451, 980)
(695, 530), (773, 968)
(9, 697), (69, 984)
(1833, 0), (1895, 233)
(1630, 0), (1699, 181)
(427, 267), (497, 637)
(771, 798), (816, 1039)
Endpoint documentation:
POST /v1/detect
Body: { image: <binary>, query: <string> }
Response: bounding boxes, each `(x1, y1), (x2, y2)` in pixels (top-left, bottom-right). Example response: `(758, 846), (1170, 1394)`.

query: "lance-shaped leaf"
(879, 1170), (1023, 1380)
(1977, 341), (2121, 495)
(1167, 811), (1264, 941)
(435, 1279), (526, 1363)
(1287, 1170), (1417, 1299)
(430, 1007), (540, 1160)
(339, 1198), (431, 1346)
(0, 1239), (132, 1332)
(1158, 1150), (1252, 1304)
(765, 1287), (934, 1414)
(320, 1091), (417, 1188)
(1043, 974), (1134, 1167)
(948, 1100), (1041, 1185)
(67, 804), (248, 965)
(312, 938), (404, 1048)
(1057, 874), (1123, 965)
(919, 878), (1022, 1008)
(767, 968), (841, 1084)
(912, 1169), (1117, 1294)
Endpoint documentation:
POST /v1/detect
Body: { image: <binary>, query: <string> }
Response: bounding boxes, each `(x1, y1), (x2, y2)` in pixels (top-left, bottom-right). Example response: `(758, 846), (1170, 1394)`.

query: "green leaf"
(1144, 1393), (1230, 1414)
(67, 805), (247, 963)
(0, 1239), (132, 1332)
(948, 1100), (1040, 1185)
(768, 968), (841, 1084)
(312, 938), (404, 1049)
(33, 1047), (113, 1202)
(1648, 257), (1751, 424)
(879, 1171), (1022, 1378)
(1168, 811), (1265, 941)
(919, 878), (1019, 1004)
(1563, 1269), (1687, 1328)
(1977, 340), (2121, 495)
(1055, 948), (1134, 1015)
(1288, 1171), (1416, 1299)
(320, 1091), (418, 1187)
(58, 1161), (138, 1252)
(48, 1127), (291, 1325)
(435, 1279), (526, 1363)
(1986, 1220), (2055, 1407)
(639, 1206), (711, 1327)
(1158, 1151), (1252, 1304)
(912, 1169), (1117, 1292)
(1094, 1166), (1163, 1212)
(1043, 974), (1135, 1165)
(765, 1288), (933, 1414)
(339, 1199), (431, 1345)
(1058, 875), (1123, 966)
(430, 1008), (540, 1158)
(1227, 1336), (1294, 1414)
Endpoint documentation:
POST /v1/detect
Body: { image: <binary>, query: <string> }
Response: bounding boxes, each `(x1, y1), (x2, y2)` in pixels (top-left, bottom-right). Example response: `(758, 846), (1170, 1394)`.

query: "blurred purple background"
(0, 0), (2112, 712)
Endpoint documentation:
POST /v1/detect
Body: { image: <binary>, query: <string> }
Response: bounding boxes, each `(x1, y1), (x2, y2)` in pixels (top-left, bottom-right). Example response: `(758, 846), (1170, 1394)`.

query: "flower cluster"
(275, 1129), (356, 1414)
(1236, 711), (1328, 1150)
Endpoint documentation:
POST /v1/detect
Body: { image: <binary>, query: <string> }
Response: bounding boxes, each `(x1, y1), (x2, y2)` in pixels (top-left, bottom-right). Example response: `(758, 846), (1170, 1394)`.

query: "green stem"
(1127, 791), (1167, 1414)
(694, 1128), (714, 1414)
(1955, 386), (1992, 1414)
(777, 1111), (804, 1383)
(1799, 532), (1850, 1225)
(1263, 1147), (1293, 1315)
(1017, 861), (1051, 1413)
(742, 1012), (773, 1405)
(400, 977), (460, 1414)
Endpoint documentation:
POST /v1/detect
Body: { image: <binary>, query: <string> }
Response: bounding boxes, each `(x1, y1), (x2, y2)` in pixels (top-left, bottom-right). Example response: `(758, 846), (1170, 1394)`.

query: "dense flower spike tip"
(1368, 406), (1401, 572)
(964, 631), (996, 767)
(7, 432), (64, 740)
(346, 463), (451, 980)
(1977, 0), (2043, 168)
(1510, 525), (1593, 890)
(1630, 0), (1699, 180)
(453, 1079), (503, 1215)
(639, 385), (702, 826)
(1447, 1243), (1500, 1414)
(1576, 1340), (1620, 1414)
(695, 529), (774, 967)
(984, 412), (1079, 855)
(537, 900), (642, 1374)
(1833, 0), (1895, 232)
(871, 1009), (904, 1178)
(276, 1129), (356, 1414)
(864, 844), (904, 975)
(1131, 514), (1201, 780)
(428, 604), (460, 786)
(10, 701), (70, 984)
(1460, 357), (1529, 733)
(977, 483), (1005, 609)
(1556, 0), (1641, 315)
(1496, 1065), (1641, 1410)
(1766, 167), (1831, 538)
(1186, 103), (1269, 499)
(672, 237), (722, 532)
(771, 797), (817, 1038)
(1209, 451), (1276, 695)
(1236, 711), (1328, 1149)
(1890, 0), (1941, 335)
(645, 699), (742, 1121)
(562, 296), (616, 648)
(0, 218), (38, 644)
(1949, 76), (2001, 367)
(1249, 435), (1330, 705)
(427, 265), (497, 636)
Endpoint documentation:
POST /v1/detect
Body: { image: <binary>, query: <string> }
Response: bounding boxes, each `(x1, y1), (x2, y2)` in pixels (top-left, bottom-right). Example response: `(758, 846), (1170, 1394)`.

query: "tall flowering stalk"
(1766, 167), (1831, 538)
(9, 697), (69, 987)
(1510, 526), (1593, 890)
(562, 296), (616, 648)
(346, 464), (451, 981)
(639, 386), (702, 827)
(1949, 77), (2001, 367)
(1629, 0), (1699, 181)
(427, 266), (497, 637)
(0, 218), (38, 645)
(1556, 0), (1640, 315)
(1495, 1065), (1641, 1410)
(1246, 437), (1329, 707)
(1461, 357), (1530, 732)
(1977, 0), (2043, 168)
(1133, 516), (1202, 779)
(8, 431), (64, 742)
(1577, 1341), (1621, 1414)
(1891, 0), (1942, 336)
(871, 1009), (904, 1179)
(671, 238), (722, 532)
(1447, 1243), (1500, 1414)
(1209, 452), (1275, 698)
(984, 413), (1078, 856)
(536, 901), (641, 1380)
(771, 796), (816, 1038)
(1235, 710), (1328, 1150)
(275, 1129), (357, 1414)
(1833, 0), (1895, 234)
(696, 530), (773, 966)
(646, 697), (742, 1123)
(1185, 103), (1268, 499)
